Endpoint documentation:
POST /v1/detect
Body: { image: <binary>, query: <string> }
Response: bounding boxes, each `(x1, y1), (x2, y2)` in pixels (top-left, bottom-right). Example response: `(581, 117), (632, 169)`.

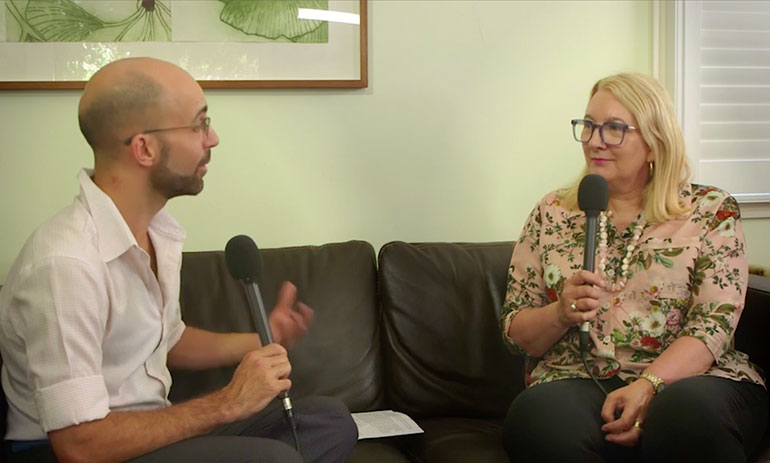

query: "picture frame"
(0, 0), (367, 90)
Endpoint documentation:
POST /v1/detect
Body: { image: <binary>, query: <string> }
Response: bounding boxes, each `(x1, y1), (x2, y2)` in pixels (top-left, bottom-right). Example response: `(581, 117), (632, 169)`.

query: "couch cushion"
(415, 417), (509, 463)
(378, 241), (524, 419)
(170, 240), (384, 413)
(347, 440), (413, 463)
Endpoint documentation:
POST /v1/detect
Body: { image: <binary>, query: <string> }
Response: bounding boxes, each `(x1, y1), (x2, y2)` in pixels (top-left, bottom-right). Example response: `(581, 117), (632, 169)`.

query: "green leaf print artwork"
(5, 0), (329, 43)
(5, 0), (172, 42)
(219, 0), (328, 43)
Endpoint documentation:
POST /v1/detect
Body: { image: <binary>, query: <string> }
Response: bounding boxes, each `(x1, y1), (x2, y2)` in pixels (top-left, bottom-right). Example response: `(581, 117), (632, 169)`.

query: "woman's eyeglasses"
(571, 118), (637, 146)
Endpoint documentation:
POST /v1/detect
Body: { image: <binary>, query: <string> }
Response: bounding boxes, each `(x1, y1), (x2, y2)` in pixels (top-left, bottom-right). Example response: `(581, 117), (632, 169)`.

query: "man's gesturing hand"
(269, 281), (314, 350)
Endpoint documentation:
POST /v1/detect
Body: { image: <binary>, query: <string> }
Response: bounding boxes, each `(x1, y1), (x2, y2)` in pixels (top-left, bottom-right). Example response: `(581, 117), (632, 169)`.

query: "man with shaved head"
(0, 58), (357, 463)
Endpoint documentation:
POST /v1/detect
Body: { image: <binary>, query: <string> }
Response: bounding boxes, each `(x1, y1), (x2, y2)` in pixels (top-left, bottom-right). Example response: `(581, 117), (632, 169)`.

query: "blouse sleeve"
(679, 193), (748, 363)
(500, 199), (552, 355)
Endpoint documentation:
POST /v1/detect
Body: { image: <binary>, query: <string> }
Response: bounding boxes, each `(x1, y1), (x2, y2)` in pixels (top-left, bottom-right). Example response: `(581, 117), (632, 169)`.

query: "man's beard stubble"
(150, 143), (209, 199)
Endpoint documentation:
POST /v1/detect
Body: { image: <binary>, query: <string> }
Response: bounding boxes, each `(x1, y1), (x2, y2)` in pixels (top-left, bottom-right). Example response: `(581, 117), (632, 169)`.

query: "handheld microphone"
(577, 174), (609, 352)
(224, 235), (301, 454)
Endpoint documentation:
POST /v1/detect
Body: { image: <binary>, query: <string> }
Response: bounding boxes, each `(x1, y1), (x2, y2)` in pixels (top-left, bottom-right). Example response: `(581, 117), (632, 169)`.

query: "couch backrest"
(378, 241), (525, 419)
(170, 240), (384, 412)
(736, 274), (770, 384)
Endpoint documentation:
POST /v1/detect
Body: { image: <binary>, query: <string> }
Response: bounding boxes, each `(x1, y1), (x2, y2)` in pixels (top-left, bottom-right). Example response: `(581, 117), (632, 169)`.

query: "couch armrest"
(735, 274), (770, 381)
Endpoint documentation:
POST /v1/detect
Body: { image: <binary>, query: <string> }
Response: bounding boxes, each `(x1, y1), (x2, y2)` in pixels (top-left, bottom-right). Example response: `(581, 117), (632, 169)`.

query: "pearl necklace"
(598, 210), (644, 292)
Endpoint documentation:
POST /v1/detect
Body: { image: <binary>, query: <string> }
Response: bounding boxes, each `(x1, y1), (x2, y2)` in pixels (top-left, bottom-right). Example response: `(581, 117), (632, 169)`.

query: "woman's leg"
(502, 377), (635, 463)
(641, 376), (768, 463)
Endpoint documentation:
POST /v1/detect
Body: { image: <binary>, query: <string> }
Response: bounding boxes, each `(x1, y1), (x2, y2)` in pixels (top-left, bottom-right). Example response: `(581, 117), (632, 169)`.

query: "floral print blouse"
(501, 184), (765, 388)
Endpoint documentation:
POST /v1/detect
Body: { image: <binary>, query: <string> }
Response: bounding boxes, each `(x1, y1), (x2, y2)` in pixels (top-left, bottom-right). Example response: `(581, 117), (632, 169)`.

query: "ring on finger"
(570, 300), (578, 311)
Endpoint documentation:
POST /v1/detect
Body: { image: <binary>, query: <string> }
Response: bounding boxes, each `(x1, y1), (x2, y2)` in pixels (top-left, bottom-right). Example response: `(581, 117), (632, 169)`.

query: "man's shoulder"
(16, 201), (100, 272)
(0, 201), (102, 309)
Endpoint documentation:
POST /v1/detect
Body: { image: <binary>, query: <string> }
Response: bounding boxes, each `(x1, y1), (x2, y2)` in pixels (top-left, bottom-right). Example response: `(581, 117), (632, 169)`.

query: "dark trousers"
(502, 376), (768, 463)
(7, 396), (357, 463)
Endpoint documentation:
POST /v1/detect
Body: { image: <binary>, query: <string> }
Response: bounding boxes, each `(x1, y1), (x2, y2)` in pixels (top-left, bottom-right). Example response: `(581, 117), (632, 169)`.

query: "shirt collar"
(76, 169), (186, 262)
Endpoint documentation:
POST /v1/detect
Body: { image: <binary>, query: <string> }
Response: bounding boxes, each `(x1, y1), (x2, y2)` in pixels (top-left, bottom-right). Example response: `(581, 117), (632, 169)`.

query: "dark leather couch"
(170, 240), (522, 463)
(168, 240), (770, 463)
(0, 240), (768, 462)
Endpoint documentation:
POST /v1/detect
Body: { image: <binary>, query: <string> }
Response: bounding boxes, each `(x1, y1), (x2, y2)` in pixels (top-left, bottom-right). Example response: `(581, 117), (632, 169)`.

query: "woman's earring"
(649, 161), (654, 177)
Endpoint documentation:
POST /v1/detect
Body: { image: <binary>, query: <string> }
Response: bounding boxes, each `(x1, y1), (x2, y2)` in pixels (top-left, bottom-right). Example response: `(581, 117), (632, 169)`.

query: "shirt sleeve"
(501, 199), (551, 355)
(679, 193), (748, 363)
(166, 303), (186, 351)
(10, 256), (110, 432)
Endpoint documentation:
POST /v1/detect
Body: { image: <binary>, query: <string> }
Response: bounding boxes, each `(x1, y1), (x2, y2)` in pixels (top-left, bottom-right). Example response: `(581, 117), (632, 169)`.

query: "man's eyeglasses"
(123, 117), (211, 146)
(571, 119), (637, 146)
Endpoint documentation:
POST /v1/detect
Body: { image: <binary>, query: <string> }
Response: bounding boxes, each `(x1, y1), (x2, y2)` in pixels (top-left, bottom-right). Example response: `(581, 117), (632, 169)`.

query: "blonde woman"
(501, 73), (767, 462)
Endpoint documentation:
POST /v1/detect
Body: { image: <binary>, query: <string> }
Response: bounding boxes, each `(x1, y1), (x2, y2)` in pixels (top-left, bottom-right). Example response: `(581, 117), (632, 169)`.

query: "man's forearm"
(50, 343), (291, 463)
(168, 326), (261, 370)
(49, 389), (235, 463)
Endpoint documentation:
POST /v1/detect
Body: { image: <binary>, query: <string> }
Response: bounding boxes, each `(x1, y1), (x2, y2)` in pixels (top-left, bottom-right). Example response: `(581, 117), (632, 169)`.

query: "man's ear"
(128, 134), (159, 168)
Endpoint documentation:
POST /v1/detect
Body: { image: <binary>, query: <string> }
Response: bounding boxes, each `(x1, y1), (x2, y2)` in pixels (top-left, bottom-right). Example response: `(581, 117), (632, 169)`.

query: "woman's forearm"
(642, 336), (715, 384)
(508, 301), (571, 357)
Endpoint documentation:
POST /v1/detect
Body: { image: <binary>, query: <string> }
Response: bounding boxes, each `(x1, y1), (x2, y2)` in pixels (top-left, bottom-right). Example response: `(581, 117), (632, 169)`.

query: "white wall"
(2, 0), (764, 282)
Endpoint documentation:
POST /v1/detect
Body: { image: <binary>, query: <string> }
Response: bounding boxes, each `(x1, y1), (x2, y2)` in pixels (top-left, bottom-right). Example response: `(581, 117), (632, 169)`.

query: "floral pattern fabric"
(501, 184), (765, 388)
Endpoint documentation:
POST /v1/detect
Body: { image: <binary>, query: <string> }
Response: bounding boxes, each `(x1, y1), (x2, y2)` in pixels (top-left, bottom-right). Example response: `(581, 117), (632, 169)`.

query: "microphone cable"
(580, 321), (609, 396)
(280, 393), (301, 454)
(581, 349), (609, 396)
(581, 341), (622, 420)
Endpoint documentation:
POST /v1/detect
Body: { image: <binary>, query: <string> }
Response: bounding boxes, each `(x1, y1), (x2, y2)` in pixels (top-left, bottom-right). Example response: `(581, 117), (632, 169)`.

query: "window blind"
(685, 0), (770, 204)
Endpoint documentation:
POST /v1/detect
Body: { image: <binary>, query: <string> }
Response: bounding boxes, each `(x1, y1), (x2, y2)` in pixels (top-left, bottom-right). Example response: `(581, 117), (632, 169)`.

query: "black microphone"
(224, 235), (301, 454)
(577, 174), (609, 352)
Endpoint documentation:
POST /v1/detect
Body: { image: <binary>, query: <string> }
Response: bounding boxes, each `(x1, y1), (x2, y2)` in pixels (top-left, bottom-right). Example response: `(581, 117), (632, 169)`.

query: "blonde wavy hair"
(559, 73), (691, 223)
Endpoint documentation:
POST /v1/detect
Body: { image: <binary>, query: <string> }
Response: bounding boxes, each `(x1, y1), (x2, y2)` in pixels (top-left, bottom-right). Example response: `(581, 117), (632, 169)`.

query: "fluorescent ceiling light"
(297, 8), (360, 25)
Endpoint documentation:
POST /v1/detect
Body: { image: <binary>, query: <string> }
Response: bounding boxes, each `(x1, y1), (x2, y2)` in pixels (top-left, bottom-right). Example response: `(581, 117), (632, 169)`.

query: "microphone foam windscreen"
(225, 234), (262, 281)
(578, 174), (609, 212)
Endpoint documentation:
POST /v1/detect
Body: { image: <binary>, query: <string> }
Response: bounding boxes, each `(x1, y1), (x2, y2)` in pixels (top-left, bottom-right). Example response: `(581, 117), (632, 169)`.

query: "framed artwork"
(0, 0), (367, 89)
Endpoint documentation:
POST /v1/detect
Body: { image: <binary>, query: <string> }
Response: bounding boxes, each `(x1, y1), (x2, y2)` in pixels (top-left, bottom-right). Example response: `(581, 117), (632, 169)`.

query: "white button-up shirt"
(0, 169), (187, 440)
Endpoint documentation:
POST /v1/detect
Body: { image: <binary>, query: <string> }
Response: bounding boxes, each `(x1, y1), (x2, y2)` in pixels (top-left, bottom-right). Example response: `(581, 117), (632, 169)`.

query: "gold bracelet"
(639, 372), (666, 394)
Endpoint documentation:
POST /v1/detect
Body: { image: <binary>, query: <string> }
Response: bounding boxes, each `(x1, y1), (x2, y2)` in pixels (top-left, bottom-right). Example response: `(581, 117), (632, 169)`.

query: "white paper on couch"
(351, 410), (424, 440)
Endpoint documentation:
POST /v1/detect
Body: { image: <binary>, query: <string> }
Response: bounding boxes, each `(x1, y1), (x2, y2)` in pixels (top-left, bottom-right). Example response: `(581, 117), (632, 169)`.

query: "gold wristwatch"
(639, 372), (666, 394)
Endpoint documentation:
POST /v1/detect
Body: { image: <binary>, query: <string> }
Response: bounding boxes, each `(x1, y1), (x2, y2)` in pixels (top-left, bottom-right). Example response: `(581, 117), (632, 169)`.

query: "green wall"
(1, 1), (767, 283)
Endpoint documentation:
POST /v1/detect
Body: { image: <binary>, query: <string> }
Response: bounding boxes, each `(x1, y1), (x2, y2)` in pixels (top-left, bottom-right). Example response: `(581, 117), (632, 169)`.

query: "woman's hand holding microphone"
(557, 270), (605, 327)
